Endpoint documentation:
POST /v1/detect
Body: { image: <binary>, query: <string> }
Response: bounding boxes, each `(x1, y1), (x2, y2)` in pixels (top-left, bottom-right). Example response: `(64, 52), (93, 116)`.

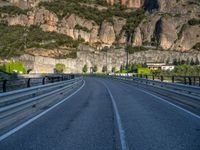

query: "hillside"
(0, 0), (200, 73)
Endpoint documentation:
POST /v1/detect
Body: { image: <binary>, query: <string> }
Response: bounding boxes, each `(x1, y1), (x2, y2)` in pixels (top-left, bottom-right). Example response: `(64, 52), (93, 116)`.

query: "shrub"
(112, 67), (116, 73)
(188, 18), (200, 26)
(82, 64), (88, 73)
(55, 63), (65, 73)
(0, 61), (26, 74)
(137, 67), (151, 75)
(127, 46), (148, 54)
(0, 6), (28, 16)
(102, 65), (107, 73)
(93, 65), (97, 72)
(193, 43), (200, 51)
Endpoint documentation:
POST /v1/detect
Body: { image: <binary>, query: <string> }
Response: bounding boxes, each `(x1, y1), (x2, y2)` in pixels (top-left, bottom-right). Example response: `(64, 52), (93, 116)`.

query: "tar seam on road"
(102, 81), (129, 150)
(0, 80), (86, 142)
(118, 79), (200, 120)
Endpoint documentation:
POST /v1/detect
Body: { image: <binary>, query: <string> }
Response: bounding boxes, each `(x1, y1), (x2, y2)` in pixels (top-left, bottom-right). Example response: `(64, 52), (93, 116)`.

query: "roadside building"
(161, 65), (175, 71)
(146, 62), (175, 71)
(146, 62), (166, 70)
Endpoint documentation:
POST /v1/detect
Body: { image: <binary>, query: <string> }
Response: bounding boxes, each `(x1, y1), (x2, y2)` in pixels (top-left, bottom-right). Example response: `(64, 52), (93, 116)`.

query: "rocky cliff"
(0, 0), (200, 73)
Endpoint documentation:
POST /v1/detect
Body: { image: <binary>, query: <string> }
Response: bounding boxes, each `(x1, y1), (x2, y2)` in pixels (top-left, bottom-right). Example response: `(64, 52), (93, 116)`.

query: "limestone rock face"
(7, 14), (28, 25)
(19, 49), (200, 73)
(32, 8), (58, 32)
(156, 18), (178, 50)
(113, 17), (126, 36)
(173, 25), (200, 52)
(2, 0), (200, 52)
(99, 21), (116, 44)
(7, 8), (58, 32)
(9, 0), (51, 9)
(59, 14), (99, 43)
(139, 14), (161, 45)
(133, 27), (142, 46)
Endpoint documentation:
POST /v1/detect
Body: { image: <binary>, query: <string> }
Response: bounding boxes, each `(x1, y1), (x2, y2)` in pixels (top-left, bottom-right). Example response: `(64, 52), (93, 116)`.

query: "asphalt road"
(0, 77), (200, 150)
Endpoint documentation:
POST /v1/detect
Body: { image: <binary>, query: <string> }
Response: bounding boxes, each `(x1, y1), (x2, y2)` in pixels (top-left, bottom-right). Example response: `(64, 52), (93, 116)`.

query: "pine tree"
(190, 58), (195, 66)
(173, 59), (178, 65)
(195, 58), (200, 65)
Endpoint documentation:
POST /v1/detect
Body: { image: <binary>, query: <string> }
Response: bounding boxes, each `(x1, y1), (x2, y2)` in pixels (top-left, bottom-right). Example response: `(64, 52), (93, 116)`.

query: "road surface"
(0, 77), (200, 150)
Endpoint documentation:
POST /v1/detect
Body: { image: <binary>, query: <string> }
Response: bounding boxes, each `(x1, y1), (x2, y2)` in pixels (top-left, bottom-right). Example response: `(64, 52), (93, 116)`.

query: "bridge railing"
(0, 76), (83, 132)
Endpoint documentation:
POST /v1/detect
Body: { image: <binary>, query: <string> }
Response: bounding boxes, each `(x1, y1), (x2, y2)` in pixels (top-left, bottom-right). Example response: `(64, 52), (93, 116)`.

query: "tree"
(186, 58), (190, 65)
(93, 65), (97, 73)
(82, 64), (88, 73)
(173, 58), (178, 65)
(102, 65), (107, 73)
(112, 67), (116, 73)
(190, 58), (195, 66)
(195, 58), (200, 65)
(1, 61), (26, 74)
(55, 63), (65, 73)
(120, 64), (126, 73)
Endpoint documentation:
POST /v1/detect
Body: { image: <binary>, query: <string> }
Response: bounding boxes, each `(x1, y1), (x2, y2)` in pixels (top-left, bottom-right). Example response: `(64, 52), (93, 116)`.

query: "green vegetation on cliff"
(0, 23), (79, 58)
(0, 5), (29, 16)
(40, 0), (145, 26)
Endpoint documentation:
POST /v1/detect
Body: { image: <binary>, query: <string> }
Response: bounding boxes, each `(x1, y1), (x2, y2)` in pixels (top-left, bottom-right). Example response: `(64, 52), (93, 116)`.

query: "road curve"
(0, 77), (200, 150)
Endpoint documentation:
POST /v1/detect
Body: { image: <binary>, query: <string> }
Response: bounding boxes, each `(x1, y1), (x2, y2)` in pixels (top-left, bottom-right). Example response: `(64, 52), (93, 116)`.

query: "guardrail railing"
(0, 76), (83, 133)
(134, 74), (200, 86)
(111, 75), (200, 112)
(0, 74), (76, 93)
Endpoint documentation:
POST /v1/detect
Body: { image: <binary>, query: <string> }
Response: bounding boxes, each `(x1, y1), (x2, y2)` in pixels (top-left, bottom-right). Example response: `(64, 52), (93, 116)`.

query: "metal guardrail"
(111, 75), (200, 111)
(0, 74), (76, 93)
(134, 74), (200, 86)
(0, 76), (83, 132)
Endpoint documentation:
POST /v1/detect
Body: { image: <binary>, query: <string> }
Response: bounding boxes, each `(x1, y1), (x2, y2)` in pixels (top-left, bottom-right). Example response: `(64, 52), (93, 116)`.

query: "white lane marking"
(117, 79), (200, 120)
(0, 80), (86, 142)
(137, 88), (200, 120)
(102, 82), (129, 150)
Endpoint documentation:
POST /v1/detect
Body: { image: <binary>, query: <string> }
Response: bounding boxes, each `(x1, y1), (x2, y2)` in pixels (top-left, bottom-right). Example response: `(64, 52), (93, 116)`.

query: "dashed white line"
(0, 80), (86, 142)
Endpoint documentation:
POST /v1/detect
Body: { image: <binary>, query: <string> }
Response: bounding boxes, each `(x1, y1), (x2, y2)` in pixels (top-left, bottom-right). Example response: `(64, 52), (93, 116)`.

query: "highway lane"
(100, 77), (200, 150)
(0, 77), (200, 150)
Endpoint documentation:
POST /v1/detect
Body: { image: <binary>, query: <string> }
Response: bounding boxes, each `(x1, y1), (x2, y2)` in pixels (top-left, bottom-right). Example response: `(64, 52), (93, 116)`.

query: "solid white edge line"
(118, 79), (200, 120)
(0, 80), (86, 142)
(137, 88), (200, 120)
(102, 82), (129, 150)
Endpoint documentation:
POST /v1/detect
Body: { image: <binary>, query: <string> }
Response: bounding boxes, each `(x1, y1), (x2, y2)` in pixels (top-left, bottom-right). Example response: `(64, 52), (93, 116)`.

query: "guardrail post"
(3, 80), (7, 92)
(184, 77), (187, 84)
(145, 75), (148, 79)
(152, 75), (155, 80)
(199, 77), (200, 86)
(188, 77), (192, 85)
(160, 76), (164, 82)
(27, 78), (31, 87)
(193, 77), (196, 85)
(42, 77), (46, 85)
(61, 75), (64, 81)
(172, 76), (175, 83)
